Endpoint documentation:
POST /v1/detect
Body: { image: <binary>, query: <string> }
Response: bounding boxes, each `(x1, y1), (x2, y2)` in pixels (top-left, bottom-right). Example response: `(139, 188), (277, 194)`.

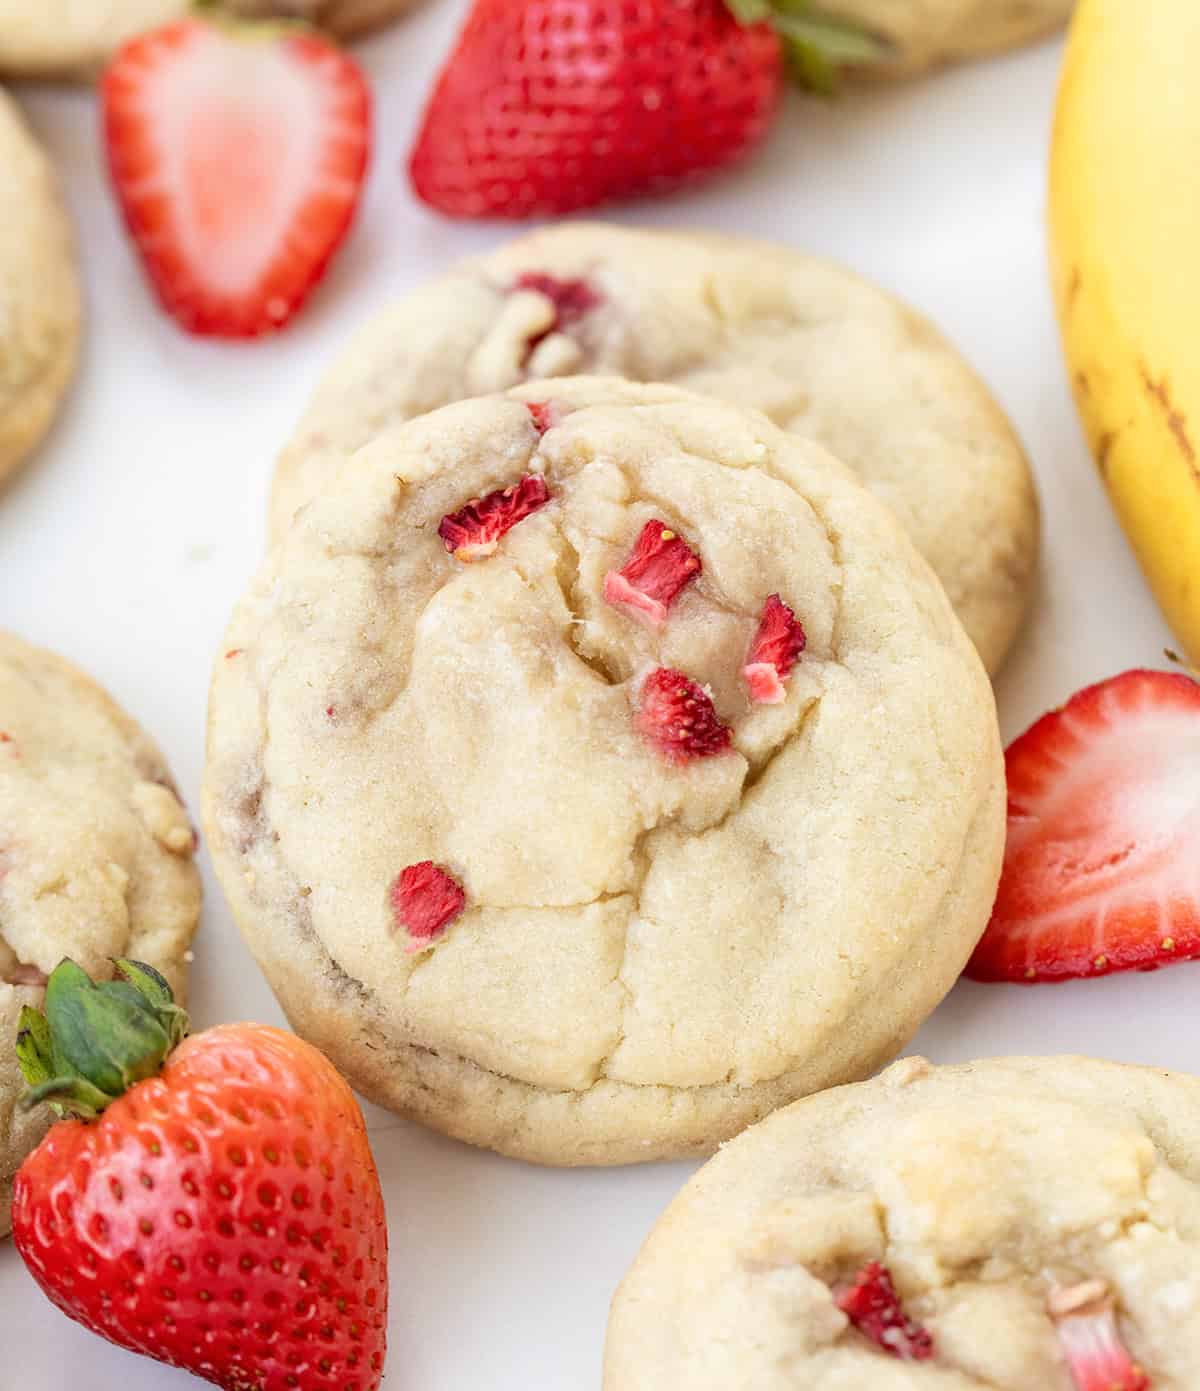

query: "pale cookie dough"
(605, 1055), (1200, 1389)
(829, 0), (1073, 77)
(0, 0), (418, 80)
(0, 632), (201, 1234)
(0, 91), (80, 489)
(271, 224), (1039, 675)
(206, 377), (1005, 1166)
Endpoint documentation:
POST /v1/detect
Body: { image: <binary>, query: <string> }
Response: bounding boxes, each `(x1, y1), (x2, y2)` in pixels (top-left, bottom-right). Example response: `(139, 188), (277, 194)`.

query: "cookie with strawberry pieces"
(605, 1055), (1181, 1390)
(205, 376), (1004, 1166)
(0, 631), (200, 1235)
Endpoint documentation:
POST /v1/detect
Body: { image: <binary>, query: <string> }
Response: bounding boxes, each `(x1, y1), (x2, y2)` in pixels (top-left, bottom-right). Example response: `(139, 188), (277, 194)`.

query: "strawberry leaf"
(723, 0), (891, 91)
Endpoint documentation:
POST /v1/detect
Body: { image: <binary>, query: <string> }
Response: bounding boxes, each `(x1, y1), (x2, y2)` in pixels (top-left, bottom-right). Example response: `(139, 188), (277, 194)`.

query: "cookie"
(0, 91), (81, 490)
(271, 224), (1039, 675)
(0, 632), (201, 1235)
(205, 376), (1005, 1166)
(0, 0), (418, 80)
(605, 1055), (1196, 1389)
(831, 0), (1073, 77)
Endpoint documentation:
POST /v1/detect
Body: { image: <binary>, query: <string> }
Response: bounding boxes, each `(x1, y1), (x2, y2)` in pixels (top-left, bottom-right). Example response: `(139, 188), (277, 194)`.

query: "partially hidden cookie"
(605, 1054), (1195, 1388)
(0, 632), (201, 1235)
(271, 224), (1039, 675)
(206, 377), (1005, 1166)
(0, 0), (417, 80)
(0, 91), (81, 489)
(832, 0), (1073, 77)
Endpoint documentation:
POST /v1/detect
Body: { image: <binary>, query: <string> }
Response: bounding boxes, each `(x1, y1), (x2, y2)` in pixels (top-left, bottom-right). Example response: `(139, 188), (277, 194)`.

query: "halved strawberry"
(836, 1261), (934, 1361)
(438, 474), (551, 560)
(391, 861), (466, 950)
(102, 18), (371, 337)
(743, 593), (806, 703)
(604, 520), (702, 629)
(636, 668), (732, 764)
(966, 669), (1200, 984)
(1049, 1283), (1150, 1391)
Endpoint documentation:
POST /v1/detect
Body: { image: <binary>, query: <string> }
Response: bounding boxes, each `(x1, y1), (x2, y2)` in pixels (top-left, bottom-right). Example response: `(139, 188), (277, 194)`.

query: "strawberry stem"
(16, 959), (190, 1121)
(722, 0), (891, 90)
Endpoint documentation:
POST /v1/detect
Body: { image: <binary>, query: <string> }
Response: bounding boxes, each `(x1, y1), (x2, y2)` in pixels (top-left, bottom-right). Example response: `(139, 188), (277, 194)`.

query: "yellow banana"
(1048, 0), (1200, 664)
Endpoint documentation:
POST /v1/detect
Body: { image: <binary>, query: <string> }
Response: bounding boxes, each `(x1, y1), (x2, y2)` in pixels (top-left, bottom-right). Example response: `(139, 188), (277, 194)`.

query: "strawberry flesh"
(102, 19), (371, 337)
(966, 669), (1200, 983)
(527, 401), (557, 434)
(743, 594), (806, 703)
(604, 520), (702, 628)
(407, 0), (782, 219)
(836, 1261), (934, 1361)
(636, 668), (732, 764)
(514, 272), (601, 352)
(1052, 1291), (1150, 1391)
(391, 862), (466, 949)
(438, 474), (551, 561)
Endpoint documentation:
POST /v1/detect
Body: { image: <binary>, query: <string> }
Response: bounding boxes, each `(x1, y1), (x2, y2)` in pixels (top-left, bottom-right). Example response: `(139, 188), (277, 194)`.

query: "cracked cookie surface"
(207, 377), (1004, 1165)
(605, 1054), (1198, 1388)
(0, 91), (80, 488)
(271, 223), (1039, 675)
(0, 631), (201, 1234)
(0, 0), (415, 78)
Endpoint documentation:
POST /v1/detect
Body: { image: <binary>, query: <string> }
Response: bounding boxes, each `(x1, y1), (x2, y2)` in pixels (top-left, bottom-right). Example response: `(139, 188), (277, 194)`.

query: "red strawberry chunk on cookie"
(527, 401), (558, 434)
(438, 474), (551, 561)
(391, 862), (466, 951)
(966, 668), (1200, 984)
(636, 668), (732, 764)
(513, 272), (601, 331)
(743, 594), (806, 704)
(1049, 1283), (1150, 1391)
(603, 520), (702, 628)
(836, 1262), (934, 1361)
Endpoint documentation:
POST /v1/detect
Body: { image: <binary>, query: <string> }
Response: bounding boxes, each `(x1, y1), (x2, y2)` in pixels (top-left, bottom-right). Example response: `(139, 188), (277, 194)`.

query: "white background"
(1, 9), (1192, 1388)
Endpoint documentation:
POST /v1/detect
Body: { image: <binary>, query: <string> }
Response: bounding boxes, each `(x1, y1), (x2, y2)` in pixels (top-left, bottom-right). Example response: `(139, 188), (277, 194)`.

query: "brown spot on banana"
(1138, 360), (1199, 474)
(1095, 430), (1117, 477)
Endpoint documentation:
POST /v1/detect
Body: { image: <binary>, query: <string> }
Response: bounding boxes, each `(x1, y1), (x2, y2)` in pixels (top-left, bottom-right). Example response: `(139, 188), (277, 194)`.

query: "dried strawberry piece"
(527, 401), (557, 435)
(1050, 1283), (1150, 1391)
(438, 474), (551, 561)
(390, 862), (466, 951)
(743, 594), (807, 704)
(836, 1262), (934, 1361)
(603, 520), (702, 629)
(636, 668), (732, 764)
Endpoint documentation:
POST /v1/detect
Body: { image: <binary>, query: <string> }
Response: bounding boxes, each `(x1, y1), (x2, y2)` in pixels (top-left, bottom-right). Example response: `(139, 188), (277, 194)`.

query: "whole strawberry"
(408, 0), (884, 218)
(11, 959), (388, 1391)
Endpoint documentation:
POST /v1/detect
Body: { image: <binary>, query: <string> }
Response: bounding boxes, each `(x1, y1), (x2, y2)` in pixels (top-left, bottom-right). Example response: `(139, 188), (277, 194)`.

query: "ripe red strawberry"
(836, 1262), (934, 1361)
(12, 960), (387, 1391)
(408, 0), (885, 218)
(1048, 1282), (1149, 1391)
(743, 593), (806, 703)
(391, 861), (466, 952)
(438, 473), (552, 560)
(637, 667), (732, 764)
(604, 520), (702, 629)
(966, 669), (1200, 984)
(102, 19), (371, 337)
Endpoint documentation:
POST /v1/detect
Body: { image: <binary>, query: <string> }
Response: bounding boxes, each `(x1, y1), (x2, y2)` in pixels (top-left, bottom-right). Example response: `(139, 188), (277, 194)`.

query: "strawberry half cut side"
(391, 862), (466, 950)
(438, 474), (551, 561)
(1050, 1284), (1150, 1391)
(603, 520), (702, 629)
(636, 668), (732, 764)
(966, 669), (1200, 984)
(743, 593), (806, 703)
(836, 1261), (934, 1361)
(102, 18), (371, 337)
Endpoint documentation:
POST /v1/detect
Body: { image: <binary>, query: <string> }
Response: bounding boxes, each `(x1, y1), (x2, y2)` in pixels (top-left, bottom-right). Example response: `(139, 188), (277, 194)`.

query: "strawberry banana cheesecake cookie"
(0, 91), (80, 489)
(205, 377), (1004, 1165)
(0, 0), (415, 79)
(271, 224), (1039, 675)
(605, 1055), (1197, 1390)
(0, 631), (201, 1233)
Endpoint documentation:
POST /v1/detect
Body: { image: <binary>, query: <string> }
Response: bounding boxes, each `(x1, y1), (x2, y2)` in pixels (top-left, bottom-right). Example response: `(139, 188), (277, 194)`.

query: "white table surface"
(1, 10), (1191, 1387)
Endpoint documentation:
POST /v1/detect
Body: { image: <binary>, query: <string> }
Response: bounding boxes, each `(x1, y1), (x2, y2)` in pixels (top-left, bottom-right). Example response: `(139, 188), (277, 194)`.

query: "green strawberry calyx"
(723, 0), (892, 91)
(16, 959), (190, 1121)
